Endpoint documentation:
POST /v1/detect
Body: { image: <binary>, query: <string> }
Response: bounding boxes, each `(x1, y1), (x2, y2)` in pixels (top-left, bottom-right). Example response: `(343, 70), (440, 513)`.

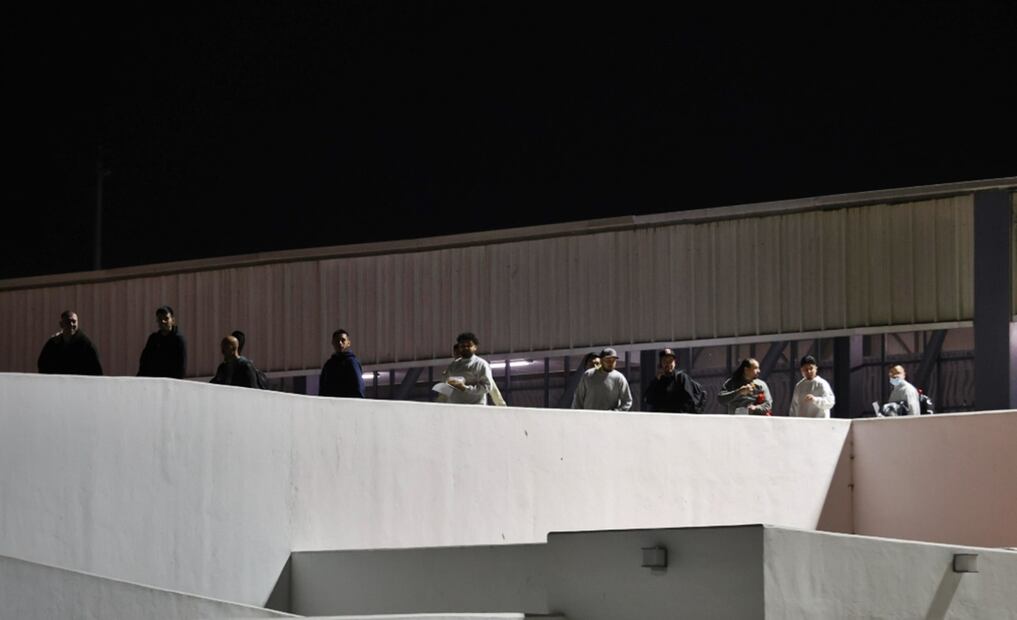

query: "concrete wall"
(307, 609), (541, 613)
(545, 526), (764, 620)
(0, 374), (296, 607)
(0, 373), (852, 608)
(291, 546), (548, 616)
(289, 527), (765, 619)
(0, 554), (295, 619)
(851, 410), (1017, 548)
(763, 527), (1017, 619)
(287, 397), (852, 552)
(289, 526), (1017, 620)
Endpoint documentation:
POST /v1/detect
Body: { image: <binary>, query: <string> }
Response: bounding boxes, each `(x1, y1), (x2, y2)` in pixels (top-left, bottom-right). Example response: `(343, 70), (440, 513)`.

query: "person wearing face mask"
(789, 355), (835, 418)
(887, 364), (920, 416)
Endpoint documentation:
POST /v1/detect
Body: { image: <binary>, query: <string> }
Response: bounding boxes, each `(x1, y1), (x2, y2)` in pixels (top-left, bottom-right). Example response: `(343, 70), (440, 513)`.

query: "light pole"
(94, 145), (111, 271)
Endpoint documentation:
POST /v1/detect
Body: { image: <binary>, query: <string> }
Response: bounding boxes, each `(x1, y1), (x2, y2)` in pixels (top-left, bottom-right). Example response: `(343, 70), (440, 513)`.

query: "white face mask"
(889, 376), (903, 387)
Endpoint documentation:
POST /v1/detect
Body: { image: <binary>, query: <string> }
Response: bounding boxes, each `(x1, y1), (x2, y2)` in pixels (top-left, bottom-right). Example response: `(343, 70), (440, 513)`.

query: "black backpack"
(682, 372), (708, 413)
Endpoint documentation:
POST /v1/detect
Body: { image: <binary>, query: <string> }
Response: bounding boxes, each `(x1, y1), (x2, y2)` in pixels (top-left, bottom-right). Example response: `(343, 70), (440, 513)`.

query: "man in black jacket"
(210, 335), (260, 388)
(319, 329), (366, 398)
(137, 305), (187, 378)
(37, 310), (103, 375)
(642, 348), (706, 413)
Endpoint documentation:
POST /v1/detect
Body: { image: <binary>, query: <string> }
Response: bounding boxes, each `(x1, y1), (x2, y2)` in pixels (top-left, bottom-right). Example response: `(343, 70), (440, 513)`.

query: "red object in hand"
(755, 391), (766, 404)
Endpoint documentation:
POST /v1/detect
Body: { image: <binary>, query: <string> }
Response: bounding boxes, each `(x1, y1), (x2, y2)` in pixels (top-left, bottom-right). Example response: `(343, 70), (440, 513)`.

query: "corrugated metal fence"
(2, 186), (1013, 378)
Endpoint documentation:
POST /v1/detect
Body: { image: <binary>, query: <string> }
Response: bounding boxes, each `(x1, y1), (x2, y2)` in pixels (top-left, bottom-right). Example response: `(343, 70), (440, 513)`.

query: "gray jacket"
(717, 377), (773, 415)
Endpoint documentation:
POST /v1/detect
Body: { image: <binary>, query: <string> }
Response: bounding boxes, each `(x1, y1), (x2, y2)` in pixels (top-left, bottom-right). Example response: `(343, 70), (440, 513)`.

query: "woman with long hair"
(717, 357), (773, 415)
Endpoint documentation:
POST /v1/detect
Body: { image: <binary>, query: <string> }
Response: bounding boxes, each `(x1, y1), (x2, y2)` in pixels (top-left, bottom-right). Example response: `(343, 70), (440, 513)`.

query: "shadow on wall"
(925, 564), (963, 620)
(265, 557), (291, 613)
(816, 432), (853, 534)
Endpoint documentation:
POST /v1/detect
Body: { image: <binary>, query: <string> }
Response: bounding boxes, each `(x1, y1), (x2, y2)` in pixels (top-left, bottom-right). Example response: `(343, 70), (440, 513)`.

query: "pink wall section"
(851, 410), (1017, 548)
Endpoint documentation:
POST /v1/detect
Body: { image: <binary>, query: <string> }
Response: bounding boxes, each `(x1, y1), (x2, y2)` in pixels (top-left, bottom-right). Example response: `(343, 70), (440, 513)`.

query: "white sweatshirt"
(789, 376), (836, 418)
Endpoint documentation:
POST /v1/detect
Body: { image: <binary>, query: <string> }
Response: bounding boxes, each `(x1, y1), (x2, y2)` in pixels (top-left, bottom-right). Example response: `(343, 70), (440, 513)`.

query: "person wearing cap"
(445, 332), (495, 405)
(717, 357), (772, 415)
(137, 305), (187, 378)
(789, 355), (835, 418)
(642, 348), (705, 414)
(572, 347), (633, 411)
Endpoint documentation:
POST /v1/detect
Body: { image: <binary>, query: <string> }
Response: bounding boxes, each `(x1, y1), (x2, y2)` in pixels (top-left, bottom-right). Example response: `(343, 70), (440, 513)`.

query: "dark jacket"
(37, 331), (103, 376)
(643, 370), (701, 413)
(319, 350), (366, 397)
(210, 356), (260, 388)
(137, 328), (187, 378)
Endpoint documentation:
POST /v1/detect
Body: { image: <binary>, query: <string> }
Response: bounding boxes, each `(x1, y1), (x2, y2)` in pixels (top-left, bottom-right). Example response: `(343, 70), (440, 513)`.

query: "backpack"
(255, 368), (270, 390)
(879, 401), (910, 417)
(246, 358), (270, 390)
(681, 371), (708, 414)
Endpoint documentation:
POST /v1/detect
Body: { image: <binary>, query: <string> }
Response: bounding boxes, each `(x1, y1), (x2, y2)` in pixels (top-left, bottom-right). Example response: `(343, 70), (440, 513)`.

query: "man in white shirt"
(789, 355), (836, 418)
(445, 332), (495, 405)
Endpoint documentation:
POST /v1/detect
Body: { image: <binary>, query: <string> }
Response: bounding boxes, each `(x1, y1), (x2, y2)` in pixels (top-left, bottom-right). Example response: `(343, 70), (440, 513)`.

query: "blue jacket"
(319, 350), (365, 398)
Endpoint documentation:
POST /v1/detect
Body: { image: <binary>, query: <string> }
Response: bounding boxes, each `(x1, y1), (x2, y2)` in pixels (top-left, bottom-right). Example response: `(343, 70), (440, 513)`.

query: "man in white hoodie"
(789, 355), (836, 418)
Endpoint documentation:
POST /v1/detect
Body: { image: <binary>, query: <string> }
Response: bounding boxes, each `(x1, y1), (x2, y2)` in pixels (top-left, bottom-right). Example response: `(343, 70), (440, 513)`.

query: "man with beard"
(37, 310), (103, 375)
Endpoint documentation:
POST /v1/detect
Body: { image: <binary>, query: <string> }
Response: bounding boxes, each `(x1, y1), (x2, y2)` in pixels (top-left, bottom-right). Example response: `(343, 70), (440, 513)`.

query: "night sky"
(6, 3), (1016, 280)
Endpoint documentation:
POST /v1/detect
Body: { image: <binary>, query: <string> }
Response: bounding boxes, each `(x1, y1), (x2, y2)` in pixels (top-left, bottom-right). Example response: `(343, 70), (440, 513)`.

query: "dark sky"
(5, 2), (1016, 280)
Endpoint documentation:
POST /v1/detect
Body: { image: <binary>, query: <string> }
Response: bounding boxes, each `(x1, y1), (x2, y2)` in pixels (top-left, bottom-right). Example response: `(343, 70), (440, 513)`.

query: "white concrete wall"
(852, 410), (1017, 548)
(290, 527), (1017, 620)
(307, 609), (545, 613)
(289, 399), (852, 552)
(0, 373), (852, 608)
(0, 554), (295, 619)
(0, 374), (296, 607)
(545, 526), (764, 620)
(290, 528), (766, 619)
(764, 527), (1017, 619)
(291, 546), (548, 616)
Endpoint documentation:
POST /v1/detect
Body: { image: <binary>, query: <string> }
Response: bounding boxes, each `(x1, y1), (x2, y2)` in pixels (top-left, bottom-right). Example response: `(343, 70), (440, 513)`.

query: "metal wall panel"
(0, 194), (985, 377)
(1013, 195), (1017, 317)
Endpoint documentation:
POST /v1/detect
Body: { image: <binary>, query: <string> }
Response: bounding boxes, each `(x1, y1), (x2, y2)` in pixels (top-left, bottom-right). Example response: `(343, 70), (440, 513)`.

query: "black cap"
(598, 347), (619, 359)
(660, 348), (677, 359)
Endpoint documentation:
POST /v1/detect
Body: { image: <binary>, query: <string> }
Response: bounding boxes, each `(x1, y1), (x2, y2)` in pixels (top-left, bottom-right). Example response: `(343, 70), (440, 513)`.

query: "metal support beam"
(974, 189), (1017, 410)
(392, 367), (422, 400)
(640, 349), (659, 412)
(833, 336), (863, 419)
(913, 330), (947, 391)
(504, 360), (512, 404)
(543, 358), (550, 408)
(556, 360), (584, 409)
(759, 341), (787, 378)
(891, 333), (913, 355)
